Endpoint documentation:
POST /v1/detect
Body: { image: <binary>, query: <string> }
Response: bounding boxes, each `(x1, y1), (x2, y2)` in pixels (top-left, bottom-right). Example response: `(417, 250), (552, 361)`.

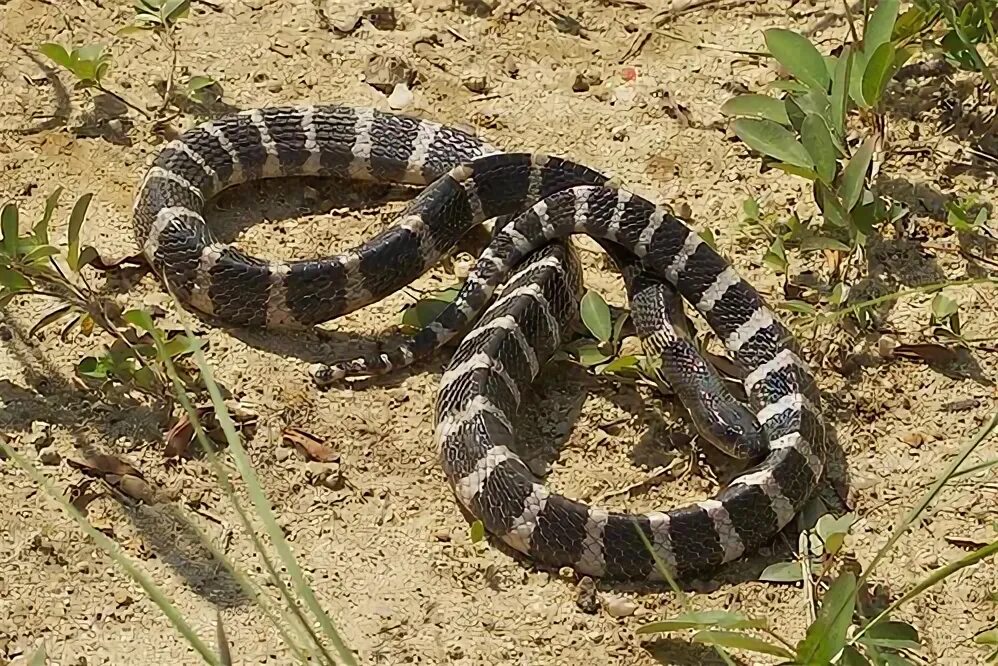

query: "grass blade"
(0, 440), (223, 666)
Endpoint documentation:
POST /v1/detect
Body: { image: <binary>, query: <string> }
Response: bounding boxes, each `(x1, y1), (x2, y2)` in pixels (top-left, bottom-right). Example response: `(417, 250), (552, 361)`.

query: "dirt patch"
(1, 1), (996, 664)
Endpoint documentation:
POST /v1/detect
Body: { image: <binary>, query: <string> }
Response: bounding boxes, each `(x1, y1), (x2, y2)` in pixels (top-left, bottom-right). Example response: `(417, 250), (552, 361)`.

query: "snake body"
(133, 105), (824, 581)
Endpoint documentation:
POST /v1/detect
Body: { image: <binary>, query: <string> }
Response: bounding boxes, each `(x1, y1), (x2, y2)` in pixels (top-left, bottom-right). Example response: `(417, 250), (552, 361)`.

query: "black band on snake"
(133, 104), (825, 581)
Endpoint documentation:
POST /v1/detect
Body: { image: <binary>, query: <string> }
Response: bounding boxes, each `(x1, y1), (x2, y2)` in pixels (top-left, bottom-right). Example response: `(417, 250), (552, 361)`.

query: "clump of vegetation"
(38, 0), (218, 124)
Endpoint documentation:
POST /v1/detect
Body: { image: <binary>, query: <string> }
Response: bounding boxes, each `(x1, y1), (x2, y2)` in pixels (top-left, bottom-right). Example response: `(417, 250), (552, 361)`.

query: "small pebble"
(38, 446), (61, 466)
(575, 576), (599, 614)
(605, 596), (638, 618)
(462, 73), (488, 94)
(387, 83), (413, 110)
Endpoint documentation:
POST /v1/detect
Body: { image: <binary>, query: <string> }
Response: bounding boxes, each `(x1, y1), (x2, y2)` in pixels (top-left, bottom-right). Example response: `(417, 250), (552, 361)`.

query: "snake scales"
(133, 104), (825, 581)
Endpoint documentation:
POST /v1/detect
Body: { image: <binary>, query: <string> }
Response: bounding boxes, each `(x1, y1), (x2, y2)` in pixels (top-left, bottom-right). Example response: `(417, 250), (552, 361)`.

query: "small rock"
(877, 335), (899, 358)
(267, 81), (283, 93)
(575, 576), (599, 614)
(433, 529), (451, 542)
(572, 73), (591, 93)
(363, 6), (397, 30)
(331, 10), (362, 34)
(462, 73), (488, 94)
(611, 125), (627, 141)
(24, 421), (52, 451)
(605, 596), (638, 618)
(502, 55), (519, 78)
(387, 83), (413, 110)
(275, 446), (294, 462)
(38, 446), (61, 466)
(365, 54), (415, 94)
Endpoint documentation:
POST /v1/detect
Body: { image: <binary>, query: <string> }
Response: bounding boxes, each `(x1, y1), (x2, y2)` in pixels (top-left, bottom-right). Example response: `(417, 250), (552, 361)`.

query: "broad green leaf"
(186, 74), (215, 91)
(77, 246), (100, 271)
(692, 630), (794, 659)
(839, 138), (876, 211)
(893, 7), (928, 41)
(796, 88), (832, 120)
(401, 286), (461, 329)
(764, 28), (831, 91)
(758, 560), (805, 582)
(831, 46), (854, 139)
(77, 356), (112, 379)
(38, 43), (71, 69)
(743, 197), (760, 220)
(0, 267), (31, 292)
(975, 628), (998, 645)
(29, 304), (76, 338)
(864, 0), (900, 56)
(28, 645), (47, 666)
(1, 202), (19, 257)
(469, 520), (485, 543)
(771, 162), (819, 181)
(611, 311), (629, 344)
(801, 115), (836, 184)
(599, 354), (641, 376)
(816, 182), (850, 227)
(857, 620), (921, 651)
(636, 610), (767, 634)
(35, 186), (63, 244)
(123, 308), (157, 333)
(66, 193), (93, 272)
(720, 94), (790, 125)
(162, 334), (199, 358)
(931, 293), (959, 320)
(862, 42), (899, 107)
(800, 235), (851, 253)
(23, 245), (61, 264)
(841, 645), (874, 666)
(574, 342), (611, 367)
(763, 235), (787, 273)
(162, 0), (191, 23)
(731, 118), (813, 169)
(796, 571), (858, 664)
(580, 290), (612, 342)
(784, 95), (806, 132)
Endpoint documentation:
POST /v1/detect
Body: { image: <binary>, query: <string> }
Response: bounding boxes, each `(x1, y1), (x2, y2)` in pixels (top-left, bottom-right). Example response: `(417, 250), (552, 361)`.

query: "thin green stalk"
(850, 539), (998, 646)
(858, 410), (998, 586)
(0, 441), (223, 666)
(164, 307), (358, 666)
(826, 277), (997, 321)
(635, 528), (739, 666)
(155, 343), (333, 663)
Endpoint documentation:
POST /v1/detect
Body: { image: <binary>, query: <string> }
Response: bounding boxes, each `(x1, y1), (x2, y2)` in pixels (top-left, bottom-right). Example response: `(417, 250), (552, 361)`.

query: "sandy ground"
(1, 0), (997, 664)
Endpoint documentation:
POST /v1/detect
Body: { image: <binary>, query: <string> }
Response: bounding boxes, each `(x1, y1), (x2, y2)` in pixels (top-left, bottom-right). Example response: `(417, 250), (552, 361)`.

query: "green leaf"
(574, 341), (611, 367)
(580, 290), (612, 342)
(469, 520), (485, 543)
(28, 644), (47, 666)
(771, 162), (819, 181)
(401, 286), (461, 329)
(611, 311), (629, 344)
(692, 630), (794, 659)
(0, 267), (32, 292)
(778, 300), (817, 316)
(636, 610), (768, 634)
(839, 138), (876, 212)
(796, 571), (858, 664)
(816, 513), (855, 555)
(931, 293), (959, 320)
(123, 308), (157, 334)
(784, 96), (806, 132)
(720, 94), (791, 125)
(893, 7), (929, 41)
(161, 0), (191, 23)
(831, 46), (854, 139)
(23, 245), (61, 264)
(801, 115), (837, 184)
(77, 355), (112, 380)
(758, 560), (805, 582)
(34, 186), (63, 245)
(1, 202), (19, 257)
(29, 304), (77, 338)
(732, 118), (813, 169)
(857, 620), (921, 651)
(862, 42), (898, 107)
(849, 48), (869, 107)
(800, 236), (851, 253)
(185, 74), (215, 91)
(841, 645), (874, 666)
(743, 197), (760, 220)
(975, 628), (998, 645)
(38, 42), (72, 69)
(864, 0), (900, 56)
(763, 235), (788, 273)
(764, 28), (831, 91)
(766, 79), (810, 94)
(66, 193), (94, 272)
(77, 246), (100, 271)
(599, 354), (641, 376)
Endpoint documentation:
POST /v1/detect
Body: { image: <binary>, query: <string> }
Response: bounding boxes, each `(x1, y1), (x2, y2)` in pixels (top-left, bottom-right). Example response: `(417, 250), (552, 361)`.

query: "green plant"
(897, 1), (998, 88)
(38, 0), (217, 123)
(722, 2), (910, 287)
(636, 411), (998, 665)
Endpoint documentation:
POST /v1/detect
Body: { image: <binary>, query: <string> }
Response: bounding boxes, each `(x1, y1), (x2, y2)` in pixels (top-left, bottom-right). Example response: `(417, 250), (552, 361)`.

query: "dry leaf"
(282, 426), (339, 462)
(67, 452), (143, 478)
(891, 343), (959, 364)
